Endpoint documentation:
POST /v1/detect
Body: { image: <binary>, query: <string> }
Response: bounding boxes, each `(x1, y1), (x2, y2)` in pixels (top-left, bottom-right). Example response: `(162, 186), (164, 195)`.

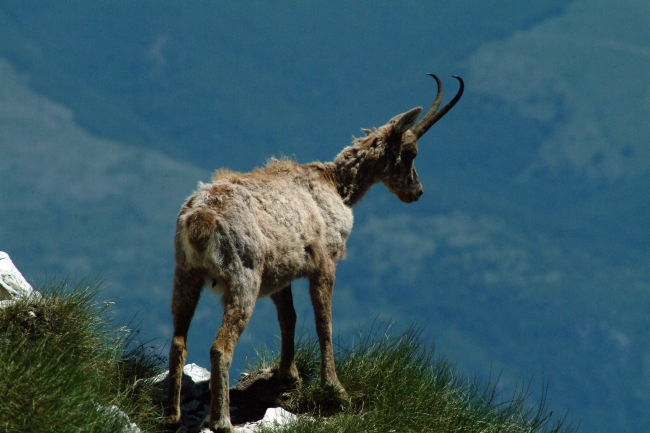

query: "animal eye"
(402, 148), (417, 160)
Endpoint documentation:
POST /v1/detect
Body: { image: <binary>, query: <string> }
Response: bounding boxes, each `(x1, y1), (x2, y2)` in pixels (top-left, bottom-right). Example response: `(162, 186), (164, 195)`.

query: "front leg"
(270, 285), (301, 385)
(308, 261), (346, 395)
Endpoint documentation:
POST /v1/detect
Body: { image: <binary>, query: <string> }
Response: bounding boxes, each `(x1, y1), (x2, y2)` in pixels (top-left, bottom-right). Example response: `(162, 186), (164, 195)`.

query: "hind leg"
(209, 274), (258, 433)
(271, 285), (300, 385)
(165, 267), (203, 426)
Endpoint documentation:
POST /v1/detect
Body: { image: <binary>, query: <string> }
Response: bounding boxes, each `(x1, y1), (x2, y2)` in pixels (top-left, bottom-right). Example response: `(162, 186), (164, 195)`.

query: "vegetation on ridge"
(251, 325), (577, 433)
(0, 282), (576, 432)
(0, 280), (166, 433)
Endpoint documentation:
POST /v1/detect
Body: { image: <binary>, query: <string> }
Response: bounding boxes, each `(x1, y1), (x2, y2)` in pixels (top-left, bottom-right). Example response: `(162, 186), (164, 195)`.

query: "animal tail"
(184, 207), (218, 254)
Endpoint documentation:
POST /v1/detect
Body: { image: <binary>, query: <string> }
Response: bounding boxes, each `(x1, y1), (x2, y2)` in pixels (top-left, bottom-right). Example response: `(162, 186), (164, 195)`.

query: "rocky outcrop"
(152, 364), (297, 432)
(0, 252), (39, 307)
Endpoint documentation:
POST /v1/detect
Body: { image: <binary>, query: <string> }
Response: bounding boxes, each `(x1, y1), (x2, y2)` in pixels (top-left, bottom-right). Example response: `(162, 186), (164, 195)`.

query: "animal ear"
(389, 107), (422, 134)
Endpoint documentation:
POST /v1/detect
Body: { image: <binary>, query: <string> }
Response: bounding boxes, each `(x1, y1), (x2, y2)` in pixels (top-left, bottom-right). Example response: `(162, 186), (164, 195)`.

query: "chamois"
(165, 74), (464, 432)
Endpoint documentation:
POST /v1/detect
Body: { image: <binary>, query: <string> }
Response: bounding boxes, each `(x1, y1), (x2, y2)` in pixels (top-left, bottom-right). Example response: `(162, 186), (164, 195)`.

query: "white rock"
(0, 252), (39, 307)
(236, 407), (297, 432)
(149, 369), (169, 385)
(151, 362), (210, 385)
(183, 363), (211, 383)
(259, 407), (297, 427)
(98, 404), (142, 433)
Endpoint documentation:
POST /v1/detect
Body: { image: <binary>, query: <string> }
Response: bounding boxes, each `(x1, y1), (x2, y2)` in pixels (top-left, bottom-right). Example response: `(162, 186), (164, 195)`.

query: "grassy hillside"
(0, 284), (576, 433)
(0, 281), (165, 432)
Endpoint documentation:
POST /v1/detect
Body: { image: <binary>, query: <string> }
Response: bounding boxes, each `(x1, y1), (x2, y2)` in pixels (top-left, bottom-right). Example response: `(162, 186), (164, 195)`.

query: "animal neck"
(328, 134), (387, 206)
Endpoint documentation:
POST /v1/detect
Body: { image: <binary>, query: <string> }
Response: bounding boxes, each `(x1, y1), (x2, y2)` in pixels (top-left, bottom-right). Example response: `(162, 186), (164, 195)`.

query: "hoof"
(330, 384), (350, 407)
(209, 418), (234, 433)
(164, 420), (181, 433)
(163, 408), (181, 432)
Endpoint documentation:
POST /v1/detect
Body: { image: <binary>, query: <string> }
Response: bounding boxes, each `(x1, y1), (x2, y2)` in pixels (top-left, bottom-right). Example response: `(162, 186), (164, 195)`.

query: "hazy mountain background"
(1, 1), (649, 432)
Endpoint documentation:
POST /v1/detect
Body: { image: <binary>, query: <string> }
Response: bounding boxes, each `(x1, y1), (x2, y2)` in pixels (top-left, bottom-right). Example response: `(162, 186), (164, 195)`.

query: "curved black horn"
(410, 74), (443, 138)
(410, 74), (464, 138)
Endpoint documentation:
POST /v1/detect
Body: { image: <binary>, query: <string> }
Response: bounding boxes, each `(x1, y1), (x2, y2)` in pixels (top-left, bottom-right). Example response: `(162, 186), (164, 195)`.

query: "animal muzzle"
(398, 187), (423, 203)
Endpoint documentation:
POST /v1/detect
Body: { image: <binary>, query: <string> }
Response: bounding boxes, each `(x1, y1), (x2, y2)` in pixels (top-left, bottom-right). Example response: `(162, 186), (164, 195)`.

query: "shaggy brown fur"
(165, 75), (463, 432)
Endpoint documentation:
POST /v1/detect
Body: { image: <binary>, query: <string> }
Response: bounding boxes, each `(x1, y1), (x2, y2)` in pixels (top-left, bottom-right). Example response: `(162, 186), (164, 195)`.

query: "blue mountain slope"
(0, 0), (569, 168)
(1, 1), (649, 432)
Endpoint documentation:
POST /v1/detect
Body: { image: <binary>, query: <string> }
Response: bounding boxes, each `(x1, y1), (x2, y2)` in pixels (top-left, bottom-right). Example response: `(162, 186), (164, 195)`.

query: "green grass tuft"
(0, 279), (166, 433)
(258, 325), (578, 433)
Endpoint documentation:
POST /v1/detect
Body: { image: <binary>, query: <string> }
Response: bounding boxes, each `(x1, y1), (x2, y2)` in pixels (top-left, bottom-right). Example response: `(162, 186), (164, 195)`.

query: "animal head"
(379, 74), (464, 203)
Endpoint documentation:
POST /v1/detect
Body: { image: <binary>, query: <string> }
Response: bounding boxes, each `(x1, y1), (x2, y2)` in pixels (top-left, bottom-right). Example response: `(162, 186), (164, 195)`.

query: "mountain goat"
(165, 74), (463, 432)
